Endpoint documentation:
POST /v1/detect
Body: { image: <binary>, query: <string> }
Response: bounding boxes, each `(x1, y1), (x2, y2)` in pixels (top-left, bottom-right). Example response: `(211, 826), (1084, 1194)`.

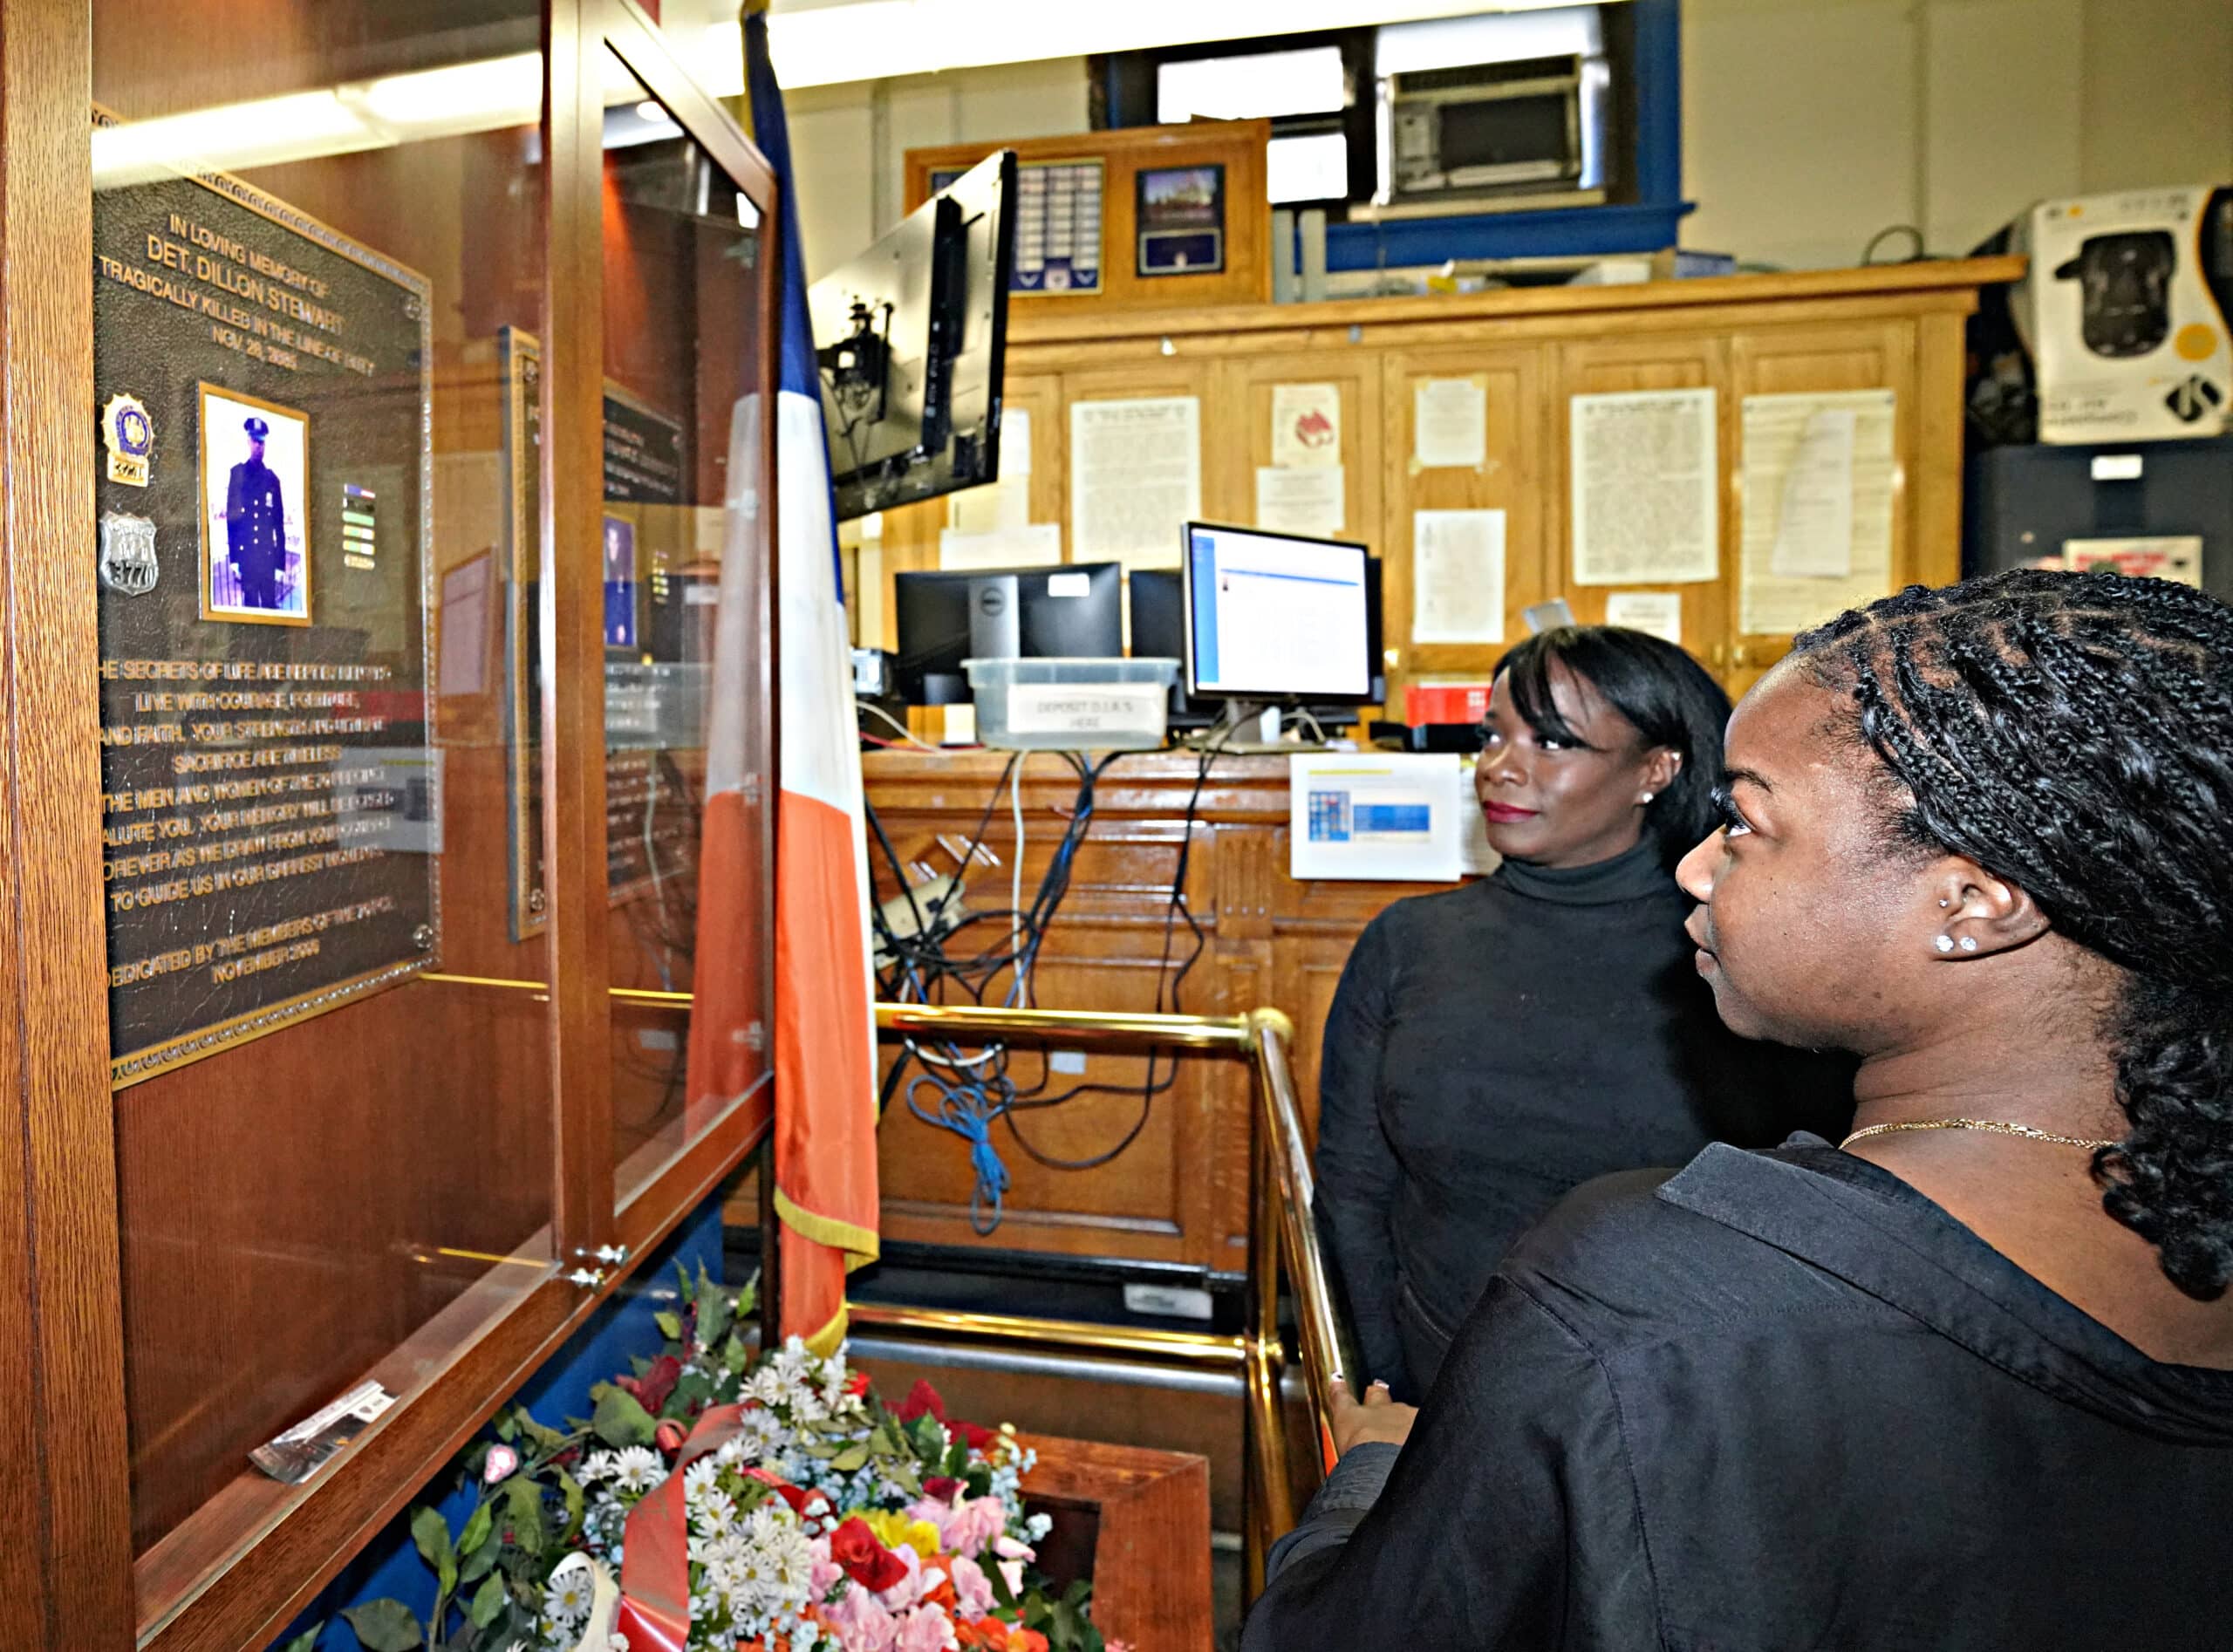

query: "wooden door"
(1549, 334), (1731, 677)
(1724, 320), (1920, 697)
(1379, 346), (1549, 710)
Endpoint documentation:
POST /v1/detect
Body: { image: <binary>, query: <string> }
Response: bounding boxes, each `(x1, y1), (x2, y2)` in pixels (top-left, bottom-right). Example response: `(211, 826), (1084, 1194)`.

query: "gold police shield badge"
(100, 392), (154, 487)
(99, 511), (160, 596)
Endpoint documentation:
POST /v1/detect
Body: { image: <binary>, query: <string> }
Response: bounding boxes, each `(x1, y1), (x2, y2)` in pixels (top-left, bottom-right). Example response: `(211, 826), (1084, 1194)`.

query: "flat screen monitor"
(810, 151), (1015, 522)
(1181, 522), (1372, 703)
(892, 561), (1124, 705)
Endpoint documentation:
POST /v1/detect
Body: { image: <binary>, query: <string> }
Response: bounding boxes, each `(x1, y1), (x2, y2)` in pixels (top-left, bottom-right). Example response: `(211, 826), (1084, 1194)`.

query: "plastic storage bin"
(962, 657), (1179, 751)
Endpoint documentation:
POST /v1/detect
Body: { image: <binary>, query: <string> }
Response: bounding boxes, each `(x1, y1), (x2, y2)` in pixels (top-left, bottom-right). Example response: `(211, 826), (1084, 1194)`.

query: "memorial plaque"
(93, 117), (437, 1086)
(499, 331), (694, 940)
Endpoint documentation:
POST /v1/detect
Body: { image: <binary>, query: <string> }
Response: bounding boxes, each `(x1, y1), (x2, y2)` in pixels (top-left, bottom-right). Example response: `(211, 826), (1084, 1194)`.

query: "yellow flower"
(857, 1508), (944, 1558)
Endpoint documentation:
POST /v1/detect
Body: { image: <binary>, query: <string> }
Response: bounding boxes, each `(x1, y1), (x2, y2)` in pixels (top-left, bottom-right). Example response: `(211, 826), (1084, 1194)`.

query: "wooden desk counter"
(866, 747), (1422, 1275)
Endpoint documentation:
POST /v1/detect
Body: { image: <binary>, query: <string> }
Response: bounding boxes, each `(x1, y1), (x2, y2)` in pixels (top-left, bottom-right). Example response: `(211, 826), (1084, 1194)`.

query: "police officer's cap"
(243, 416), (270, 440)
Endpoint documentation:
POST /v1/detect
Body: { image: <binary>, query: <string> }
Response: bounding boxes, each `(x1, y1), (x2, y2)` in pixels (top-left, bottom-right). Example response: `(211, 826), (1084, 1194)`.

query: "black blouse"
(1249, 1140), (2233, 1650)
(1315, 842), (1849, 1396)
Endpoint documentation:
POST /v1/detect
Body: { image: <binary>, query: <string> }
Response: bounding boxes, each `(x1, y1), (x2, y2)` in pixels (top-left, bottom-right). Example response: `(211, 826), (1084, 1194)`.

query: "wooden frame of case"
(2, 1), (783, 1646)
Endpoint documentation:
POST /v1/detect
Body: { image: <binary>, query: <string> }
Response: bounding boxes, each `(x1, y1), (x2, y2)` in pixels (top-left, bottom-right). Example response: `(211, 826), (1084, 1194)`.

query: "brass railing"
(417, 975), (1355, 1594)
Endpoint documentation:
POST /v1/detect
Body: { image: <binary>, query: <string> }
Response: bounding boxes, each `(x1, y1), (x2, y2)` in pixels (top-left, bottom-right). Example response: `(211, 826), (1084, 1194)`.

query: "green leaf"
(673, 1368), (716, 1414)
(457, 1533), (501, 1587)
(829, 1443), (871, 1472)
(411, 1505), (458, 1597)
(467, 1573), (509, 1630)
(734, 1268), (759, 1319)
(511, 1405), (564, 1454)
(698, 1265), (734, 1345)
(802, 1439), (840, 1459)
(944, 1440), (970, 1477)
(557, 1468), (587, 1543)
(988, 1560), (1018, 1611)
(494, 1411), (517, 1444)
(589, 1382), (658, 1448)
(653, 1309), (682, 1341)
(278, 1628), (323, 1652)
(339, 1599), (423, 1652)
(456, 1499), (494, 1557)
(502, 1474), (546, 1557)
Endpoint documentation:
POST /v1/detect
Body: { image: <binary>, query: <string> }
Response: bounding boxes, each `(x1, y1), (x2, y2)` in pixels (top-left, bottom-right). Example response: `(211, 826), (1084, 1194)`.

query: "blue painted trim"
(266, 1196), (728, 1651)
(1631, 0), (1683, 208)
(1326, 201), (1694, 271)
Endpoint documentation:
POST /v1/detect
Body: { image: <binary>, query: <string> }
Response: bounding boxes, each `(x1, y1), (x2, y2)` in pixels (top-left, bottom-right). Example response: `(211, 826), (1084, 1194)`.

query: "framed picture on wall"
(198, 384), (312, 625)
(1136, 163), (1226, 276)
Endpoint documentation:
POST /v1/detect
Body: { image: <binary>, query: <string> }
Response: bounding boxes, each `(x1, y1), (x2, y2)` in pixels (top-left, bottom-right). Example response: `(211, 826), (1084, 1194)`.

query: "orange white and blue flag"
(689, 1), (878, 1356)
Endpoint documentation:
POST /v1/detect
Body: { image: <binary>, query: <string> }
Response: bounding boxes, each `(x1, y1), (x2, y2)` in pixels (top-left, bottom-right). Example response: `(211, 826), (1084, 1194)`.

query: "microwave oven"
(1379, 58), (1585, 204)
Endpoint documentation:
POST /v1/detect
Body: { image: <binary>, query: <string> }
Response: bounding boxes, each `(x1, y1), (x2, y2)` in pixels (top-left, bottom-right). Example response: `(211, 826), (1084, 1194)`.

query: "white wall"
(1684, 0), (2233, 270)
(782, 59), (1090, 280)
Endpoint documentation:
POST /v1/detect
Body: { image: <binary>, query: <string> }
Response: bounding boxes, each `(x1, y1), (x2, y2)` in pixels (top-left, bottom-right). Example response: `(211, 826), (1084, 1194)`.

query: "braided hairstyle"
(1793, 569), (2233, 1300)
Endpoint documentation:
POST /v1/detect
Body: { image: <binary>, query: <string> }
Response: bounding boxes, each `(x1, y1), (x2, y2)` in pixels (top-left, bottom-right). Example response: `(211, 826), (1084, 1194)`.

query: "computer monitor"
(810, 152), (1016, 522)
(892, 561), (1124, 705)
(1180, 523), (1373, 704)
(1133, 560), (1384, 727)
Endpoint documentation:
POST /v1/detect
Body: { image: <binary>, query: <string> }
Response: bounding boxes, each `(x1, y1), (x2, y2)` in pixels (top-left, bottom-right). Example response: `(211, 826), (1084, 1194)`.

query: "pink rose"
(824, 1581), (899, 1652)
(996, 1559), (1026, 1601)
(893, 1606), (959, 1652)
(947, 1553), (994, 1621)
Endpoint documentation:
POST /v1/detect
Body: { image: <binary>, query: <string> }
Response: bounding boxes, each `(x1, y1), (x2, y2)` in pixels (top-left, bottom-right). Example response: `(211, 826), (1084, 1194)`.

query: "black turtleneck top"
(1314, 839), (1853, 1397)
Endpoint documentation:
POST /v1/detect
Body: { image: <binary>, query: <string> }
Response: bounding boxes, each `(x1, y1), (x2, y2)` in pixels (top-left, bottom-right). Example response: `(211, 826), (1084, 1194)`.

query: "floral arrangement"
(298, 1269), (1117, 1652)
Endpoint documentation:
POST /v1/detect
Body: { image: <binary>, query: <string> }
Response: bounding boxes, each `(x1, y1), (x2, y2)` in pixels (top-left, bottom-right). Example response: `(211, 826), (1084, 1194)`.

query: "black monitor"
(1179, 522), (1375, 705)
(892, 562), (1124, 705)
(1133, 560), (1383, 728)
(810, 152), (1015, 522)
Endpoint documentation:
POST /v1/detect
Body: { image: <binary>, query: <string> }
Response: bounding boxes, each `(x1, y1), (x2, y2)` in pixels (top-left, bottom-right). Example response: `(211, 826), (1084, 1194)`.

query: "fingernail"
(1370, 1380), (1389, 1390)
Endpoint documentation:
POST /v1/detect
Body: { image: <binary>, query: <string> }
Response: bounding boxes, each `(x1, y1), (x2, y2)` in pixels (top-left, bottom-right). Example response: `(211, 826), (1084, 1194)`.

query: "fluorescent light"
(92, 90), (388, 188)
(352, 51), (541, 135)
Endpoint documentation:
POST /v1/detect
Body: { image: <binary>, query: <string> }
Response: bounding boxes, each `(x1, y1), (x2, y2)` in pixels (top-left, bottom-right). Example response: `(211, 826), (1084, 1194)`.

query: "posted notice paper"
(1570, 388), (1718, 585)
(1604, 590), (1683, 646)
(1738, 390), (1895, 635)
(1255, 465), (1345, 538)
(949, 407), (1033, 535)
(1414, 378), (1488, 469)
(1291, 752), (1465, 882)
(1411, 509), (1506, 645)
(1070, 396), (1200, 571)
(1271, 383), (1342, 468)
(2063, 536), (2203, 586)
(939, 521), (1063, 572)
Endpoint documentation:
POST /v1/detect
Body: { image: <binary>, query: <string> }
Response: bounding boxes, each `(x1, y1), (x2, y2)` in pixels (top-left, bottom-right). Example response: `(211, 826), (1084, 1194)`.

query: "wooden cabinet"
(867, 261), (2023, 706)
(863, 751), (1421, 1273)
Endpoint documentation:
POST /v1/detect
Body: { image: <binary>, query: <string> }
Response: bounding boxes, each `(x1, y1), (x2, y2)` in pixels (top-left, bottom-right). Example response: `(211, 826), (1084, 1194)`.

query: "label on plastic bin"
(1005, 682), (1166, 739)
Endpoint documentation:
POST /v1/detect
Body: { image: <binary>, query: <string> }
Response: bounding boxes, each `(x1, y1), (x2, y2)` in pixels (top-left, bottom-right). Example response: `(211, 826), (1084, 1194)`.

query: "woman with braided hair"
(1246, 569), (2233, 1651)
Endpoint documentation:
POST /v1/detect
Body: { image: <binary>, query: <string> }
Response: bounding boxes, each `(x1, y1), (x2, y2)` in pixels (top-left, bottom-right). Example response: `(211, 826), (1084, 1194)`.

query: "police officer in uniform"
(225, 415), (287, 610)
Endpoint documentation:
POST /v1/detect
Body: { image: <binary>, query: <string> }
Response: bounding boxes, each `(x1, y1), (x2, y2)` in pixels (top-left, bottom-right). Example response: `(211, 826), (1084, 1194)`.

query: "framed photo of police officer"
(198, 383), (311, 625)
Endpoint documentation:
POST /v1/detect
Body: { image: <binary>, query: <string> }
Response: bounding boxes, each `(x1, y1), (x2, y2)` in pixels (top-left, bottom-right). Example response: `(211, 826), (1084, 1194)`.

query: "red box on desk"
(1405, 682), (1492, 726)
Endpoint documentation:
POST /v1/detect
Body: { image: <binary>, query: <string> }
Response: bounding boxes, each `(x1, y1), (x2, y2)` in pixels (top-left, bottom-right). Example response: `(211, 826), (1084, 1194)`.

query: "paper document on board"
(1411, 509), (1506, 645)
(1071, 397), (1199, 571)
(939, 522), (1063, 572)
(1291, 752), (1465, 882)
(1738, 390), (1895, 635)
(1604, 590), (1683, 646)
(1570, 389), (1718, 584)
(1272, 383), (1342, 468)
(1414, 378), (1487, 468)
(1255, 465), (1345, 537)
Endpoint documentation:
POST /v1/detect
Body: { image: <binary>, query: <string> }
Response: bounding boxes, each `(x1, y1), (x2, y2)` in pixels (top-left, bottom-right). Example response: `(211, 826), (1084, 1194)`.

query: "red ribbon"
(613, 1403), (754, 1652)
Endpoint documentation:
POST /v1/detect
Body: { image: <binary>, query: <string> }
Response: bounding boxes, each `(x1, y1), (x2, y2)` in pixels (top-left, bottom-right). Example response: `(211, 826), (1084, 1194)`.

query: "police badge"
(100, 393), (154, 487)
(99, 511), (160, 596)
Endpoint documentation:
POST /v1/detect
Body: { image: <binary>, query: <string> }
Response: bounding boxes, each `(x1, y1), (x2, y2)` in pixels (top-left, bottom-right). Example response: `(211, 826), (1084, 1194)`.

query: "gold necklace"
(1841, 1117), (2118, 1151)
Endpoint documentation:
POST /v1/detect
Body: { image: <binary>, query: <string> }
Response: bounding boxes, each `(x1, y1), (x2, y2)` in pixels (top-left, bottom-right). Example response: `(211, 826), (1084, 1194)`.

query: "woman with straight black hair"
(1251, 570), (2233, 1650)
(1315, 625), (1850, 1402)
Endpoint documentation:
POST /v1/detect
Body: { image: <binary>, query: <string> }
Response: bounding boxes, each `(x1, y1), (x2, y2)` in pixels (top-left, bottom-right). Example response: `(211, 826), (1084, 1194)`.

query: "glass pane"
(92, 0), (554, 1584)
(598, 51), (773, 1205)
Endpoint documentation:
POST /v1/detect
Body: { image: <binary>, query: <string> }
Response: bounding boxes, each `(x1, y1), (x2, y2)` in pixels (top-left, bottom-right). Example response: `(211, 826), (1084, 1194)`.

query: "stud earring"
(1938, 898), (1950, 908)
(1640, 791), (1655, 803)
(1958, 936), (1978, 952)
(1934, 935), (1956, 953)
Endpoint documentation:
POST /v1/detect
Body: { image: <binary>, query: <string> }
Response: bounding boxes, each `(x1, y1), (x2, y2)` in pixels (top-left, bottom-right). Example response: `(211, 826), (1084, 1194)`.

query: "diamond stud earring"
(1958, 936), (1978, 952)
(1934, 935), (1956, 953)
(1640, 791), (1655, 803)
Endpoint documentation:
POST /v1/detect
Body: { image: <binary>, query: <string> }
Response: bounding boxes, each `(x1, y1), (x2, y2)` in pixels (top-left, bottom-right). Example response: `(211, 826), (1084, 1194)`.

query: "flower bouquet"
(304, 1269), (1119, 1652)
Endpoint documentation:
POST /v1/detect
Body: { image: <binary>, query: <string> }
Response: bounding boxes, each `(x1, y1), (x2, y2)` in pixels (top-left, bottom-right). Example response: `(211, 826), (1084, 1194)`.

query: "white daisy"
(577, 1450), (622, 1485)
(609, 1445), (664, 1496)
(689, 1487), (738, 1535)
(683, 1457), (723, 1499)
(543, 1567), (593, 1627)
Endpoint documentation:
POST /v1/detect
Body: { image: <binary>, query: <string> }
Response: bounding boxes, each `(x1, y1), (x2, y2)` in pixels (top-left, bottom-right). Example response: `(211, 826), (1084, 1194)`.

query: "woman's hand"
(1329, 1376), (1418, 1455)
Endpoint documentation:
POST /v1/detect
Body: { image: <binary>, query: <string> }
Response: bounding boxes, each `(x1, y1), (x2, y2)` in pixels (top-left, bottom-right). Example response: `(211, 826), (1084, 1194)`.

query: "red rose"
(845, 1371), (873, 1397)
(923, 1475), (963, 1502)
(895, 1379), (947, 1425)
(618, 1353), (683, 1414)
(952, 1419), (996, 1452)
(830, 1516), (911, 1593)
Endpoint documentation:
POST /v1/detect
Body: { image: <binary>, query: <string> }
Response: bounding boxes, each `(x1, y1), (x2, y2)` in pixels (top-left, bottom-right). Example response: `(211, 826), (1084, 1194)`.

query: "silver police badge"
(99, 511), (160, 596)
